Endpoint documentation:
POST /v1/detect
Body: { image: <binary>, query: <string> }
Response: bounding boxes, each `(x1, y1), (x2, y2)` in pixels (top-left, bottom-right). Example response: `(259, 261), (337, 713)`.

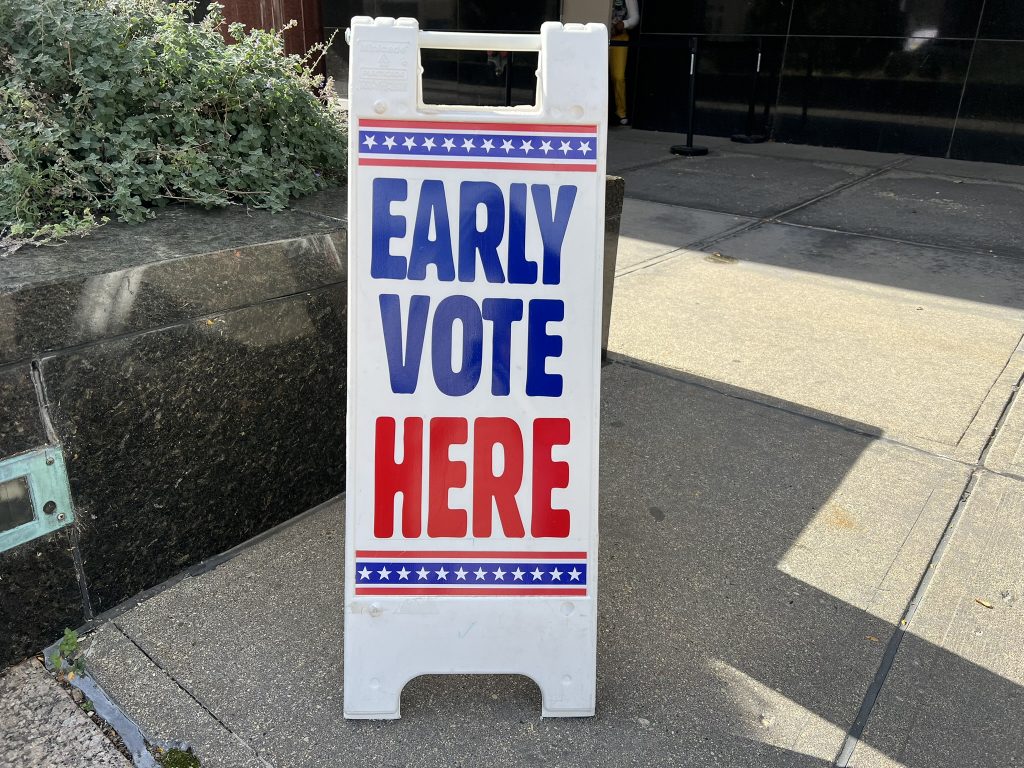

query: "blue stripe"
(354, 561), (587, 586)
(358, 131), (596, 161)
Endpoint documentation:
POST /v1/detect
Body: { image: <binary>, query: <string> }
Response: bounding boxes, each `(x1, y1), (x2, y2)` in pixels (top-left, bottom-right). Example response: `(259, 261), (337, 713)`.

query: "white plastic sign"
(344, 16), (607, 719)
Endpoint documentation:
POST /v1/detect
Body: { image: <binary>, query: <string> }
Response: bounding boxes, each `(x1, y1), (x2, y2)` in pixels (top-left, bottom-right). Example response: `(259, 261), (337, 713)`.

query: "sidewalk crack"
(112, 622), (277, 768)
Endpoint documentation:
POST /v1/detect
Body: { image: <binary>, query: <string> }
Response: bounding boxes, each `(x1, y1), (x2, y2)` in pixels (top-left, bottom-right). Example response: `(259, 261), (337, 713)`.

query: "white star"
(455, 567), (468, 581)
(402, 135), (416, 150)
(461, 137), (475, 151)
(382, 135), (396, 150)
(416, 567), (429, 580)
(481, 138), (494, 152)
(539, 140), (553, 154)
(493, 568), (506, 581)
(358, 566), (372, 580)
(435, 567), (449, 580)
(362, 134), (377, 149)
(531, 567), (544, 581)
(559, 140), (572, 155)
(442, 137), (455, 152)
(398, 567), (410, 580)
(422, 136), (436, 151)
(578, 140), (592, 154)
(501, 139), (514, 153)
(377, 566), (391, 580)
(474, 567), (487, 581)
(550, 568), (563, 581)
(512, 568), (525, 581)
(520, 139), (533, 153)
(569, 568), (581, 581)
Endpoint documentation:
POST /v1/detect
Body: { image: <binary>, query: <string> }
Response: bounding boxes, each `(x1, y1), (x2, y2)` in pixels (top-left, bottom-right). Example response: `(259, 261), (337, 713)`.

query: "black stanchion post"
(671, 37), (708, 157)
(731, 37), (767, 143)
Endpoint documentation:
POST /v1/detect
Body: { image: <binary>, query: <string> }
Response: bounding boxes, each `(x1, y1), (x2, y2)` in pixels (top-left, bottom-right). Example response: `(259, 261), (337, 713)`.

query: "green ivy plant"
(0, 0), (347, 246)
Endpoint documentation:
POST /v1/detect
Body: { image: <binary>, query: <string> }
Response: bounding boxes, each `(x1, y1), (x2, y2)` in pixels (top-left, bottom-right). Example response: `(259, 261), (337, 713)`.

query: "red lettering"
(531, 418), (570, 538)
(428, 417), (468, 537)
(472, 418), (525, 537)
(374, 416), (423, 538)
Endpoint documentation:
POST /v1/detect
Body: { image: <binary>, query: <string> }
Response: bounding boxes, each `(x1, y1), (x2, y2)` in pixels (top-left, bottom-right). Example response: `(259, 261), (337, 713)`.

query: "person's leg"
(609, 33), (629, 121)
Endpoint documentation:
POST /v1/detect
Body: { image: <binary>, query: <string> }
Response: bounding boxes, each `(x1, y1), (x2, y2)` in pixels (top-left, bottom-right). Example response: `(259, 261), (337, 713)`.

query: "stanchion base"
(731, 134), (767, 144)
(670, 144), (709, 157)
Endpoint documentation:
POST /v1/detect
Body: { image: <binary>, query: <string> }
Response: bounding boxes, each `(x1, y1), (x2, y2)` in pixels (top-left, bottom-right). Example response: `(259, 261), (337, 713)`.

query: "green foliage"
(50, 627), (86, 677)
(0, 0), (347, 244)
(157, 747), (202, 768)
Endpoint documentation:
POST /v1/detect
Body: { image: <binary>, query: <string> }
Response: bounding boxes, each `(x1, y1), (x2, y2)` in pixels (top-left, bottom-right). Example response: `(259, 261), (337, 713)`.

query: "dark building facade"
(318, 1), (1021, 164)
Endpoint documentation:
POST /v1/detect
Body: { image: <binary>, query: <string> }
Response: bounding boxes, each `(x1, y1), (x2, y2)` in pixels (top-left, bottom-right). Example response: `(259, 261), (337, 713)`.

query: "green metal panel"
(0, 446), (75, 552)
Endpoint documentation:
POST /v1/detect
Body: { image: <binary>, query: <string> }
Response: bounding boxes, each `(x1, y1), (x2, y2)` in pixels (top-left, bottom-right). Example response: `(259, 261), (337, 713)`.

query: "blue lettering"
(526, 299), (563, 397)
(371, 178), (408, 279)
(432, 295), (484, 396)
(379, 293), (429, 393)
(482, 298), (524, 396)
(532, 185), (577, 285)
(408, 180), (455, 281)
(506, 183), (537, 285)
(459, 182), (506, 283)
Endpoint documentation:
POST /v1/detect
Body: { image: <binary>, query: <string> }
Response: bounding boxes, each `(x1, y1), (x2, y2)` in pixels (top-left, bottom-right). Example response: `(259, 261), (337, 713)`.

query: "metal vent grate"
(0, 447), (75, 553)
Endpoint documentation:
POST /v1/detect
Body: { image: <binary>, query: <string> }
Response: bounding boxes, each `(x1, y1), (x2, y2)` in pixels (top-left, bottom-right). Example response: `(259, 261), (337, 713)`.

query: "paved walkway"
(21, 131), (1024, 767)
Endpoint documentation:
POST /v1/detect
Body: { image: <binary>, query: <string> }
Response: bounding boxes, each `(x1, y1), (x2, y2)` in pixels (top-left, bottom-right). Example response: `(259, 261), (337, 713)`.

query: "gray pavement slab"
(616, 153), (875, 219)
(615, 198), (753, 272)
(82, 624), (270, 768)
(849, 471), (1024, 768)
(783, 170), (1024, 260)
(607, 249), (1024, 457)
(84, 363), (972, 767)
(0, 658), (130, 768)
(711, 222), (1024, 312)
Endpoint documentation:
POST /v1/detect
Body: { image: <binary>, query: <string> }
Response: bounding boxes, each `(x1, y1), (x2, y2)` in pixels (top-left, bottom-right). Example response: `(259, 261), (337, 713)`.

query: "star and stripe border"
(353, 549), (589, 596)
(355, 119), (599, 173)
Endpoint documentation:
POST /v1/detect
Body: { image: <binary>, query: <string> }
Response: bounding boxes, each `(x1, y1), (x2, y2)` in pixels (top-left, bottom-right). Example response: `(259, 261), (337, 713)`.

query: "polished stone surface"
(615, 1), (1021, 163)
(1, 232), (345, 366)
(0, 194), (346, 289)
(947, 41), (1024, 165)
(0, 364), (46, 457)
(0, 190), (347, 367)
(0, 529), (85, 667)
(40, 286), (347, 613)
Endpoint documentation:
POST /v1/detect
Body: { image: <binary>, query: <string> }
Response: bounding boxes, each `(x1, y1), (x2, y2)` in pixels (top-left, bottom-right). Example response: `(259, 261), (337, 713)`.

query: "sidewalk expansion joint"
(977, 354), (1024, 469)
(834, 469), (980, 767)
(770, 155), (912, 224)
(111, 622), (277, 768)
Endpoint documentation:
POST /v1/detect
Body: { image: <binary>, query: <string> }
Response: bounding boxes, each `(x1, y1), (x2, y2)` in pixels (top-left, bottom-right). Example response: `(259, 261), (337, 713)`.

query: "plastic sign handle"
(417, 31), (542, 52)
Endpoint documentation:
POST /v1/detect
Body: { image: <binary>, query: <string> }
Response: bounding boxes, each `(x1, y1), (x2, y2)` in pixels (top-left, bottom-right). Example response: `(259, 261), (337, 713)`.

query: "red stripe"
(355, 587), (588, 596)
(358, 119), (597, 133)
(358, 158), (596, 172)
(356, 550), (587, 559)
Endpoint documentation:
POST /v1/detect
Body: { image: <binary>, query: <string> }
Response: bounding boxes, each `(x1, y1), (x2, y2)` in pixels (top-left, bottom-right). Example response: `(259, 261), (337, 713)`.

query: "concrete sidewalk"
(63, 132), (1024, 766)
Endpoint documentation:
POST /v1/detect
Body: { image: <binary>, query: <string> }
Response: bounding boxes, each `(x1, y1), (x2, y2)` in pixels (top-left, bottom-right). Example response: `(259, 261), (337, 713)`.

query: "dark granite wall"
(621, 0), (1021, 163)
(0, 190), (348, 666)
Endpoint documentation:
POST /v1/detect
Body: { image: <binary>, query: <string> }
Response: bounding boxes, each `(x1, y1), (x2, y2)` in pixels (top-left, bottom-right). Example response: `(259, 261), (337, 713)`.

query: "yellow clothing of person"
(608, 0), (639, 121)
(610, 32), (629, 120)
